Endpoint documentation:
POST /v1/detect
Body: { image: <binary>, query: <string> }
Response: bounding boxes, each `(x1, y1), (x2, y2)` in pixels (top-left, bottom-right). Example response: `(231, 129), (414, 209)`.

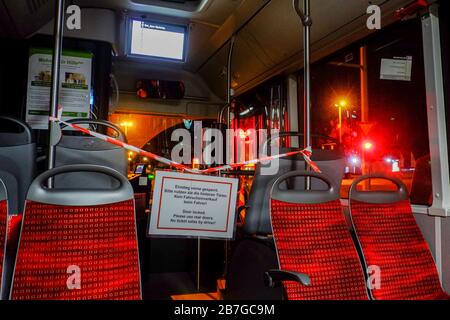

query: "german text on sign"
(148, 171), (238, 239)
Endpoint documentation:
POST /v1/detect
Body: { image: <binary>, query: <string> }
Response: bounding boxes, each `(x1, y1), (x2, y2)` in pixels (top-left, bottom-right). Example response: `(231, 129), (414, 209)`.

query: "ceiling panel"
(1, 0), (419, 100)
(199, 0), (414, 97)
(244, 0), (384, 63)
(75, 0), (245, 25)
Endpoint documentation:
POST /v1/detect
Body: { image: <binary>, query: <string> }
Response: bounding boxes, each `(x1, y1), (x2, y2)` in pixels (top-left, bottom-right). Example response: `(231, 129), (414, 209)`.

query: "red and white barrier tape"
(49, 116), (321, 174)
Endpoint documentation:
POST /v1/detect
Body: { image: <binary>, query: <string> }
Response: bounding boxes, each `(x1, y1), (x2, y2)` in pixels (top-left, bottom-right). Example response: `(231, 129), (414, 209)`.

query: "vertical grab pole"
(223, 35), (236, 280)
(217, 36), (237, 126)
(294, 0), (312, 188)
(360, 46), (370, 190)
(302, 0), (311, 153)
(227, 35), (236, 122)
(227, 36), (237, 166)
(47, 0), (65, 187)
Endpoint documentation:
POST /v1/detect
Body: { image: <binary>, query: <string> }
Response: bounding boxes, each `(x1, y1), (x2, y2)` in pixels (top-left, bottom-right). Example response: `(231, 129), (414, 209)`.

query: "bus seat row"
(349, 174), (449, 300)
(1, 119), (448, 300)
(54, 119), (128, 189)
(243, 132), (344, 236)
(226, 133), (346, 299)
(0, 116), (36, 219)
(0, 116), (128, 216)
(0, 165), (142, 300)
(0, 116), (128, 238)
(227, 171), (449, 300)
(268, 171), (369, 300)
(0, 116), (142, 300)
(0, 116), (36, 299)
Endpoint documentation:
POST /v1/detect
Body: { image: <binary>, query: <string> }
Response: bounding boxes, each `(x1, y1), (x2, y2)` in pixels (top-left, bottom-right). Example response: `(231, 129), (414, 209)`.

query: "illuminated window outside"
(298, 19), (432, 205)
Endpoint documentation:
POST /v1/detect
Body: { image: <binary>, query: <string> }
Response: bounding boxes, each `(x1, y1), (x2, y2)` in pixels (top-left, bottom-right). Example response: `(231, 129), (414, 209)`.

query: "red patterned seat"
(6, 215), (21, 250)
(349, 175), (450, 300)
(0, 116), (36, 300)
(0, 198), (7, 298)
(269, 172), (369, 300)
(10, 165), (142, 300)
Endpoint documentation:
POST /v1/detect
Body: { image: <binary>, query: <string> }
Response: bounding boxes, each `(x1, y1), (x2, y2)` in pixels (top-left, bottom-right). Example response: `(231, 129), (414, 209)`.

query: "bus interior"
(0, 0), (450, 301)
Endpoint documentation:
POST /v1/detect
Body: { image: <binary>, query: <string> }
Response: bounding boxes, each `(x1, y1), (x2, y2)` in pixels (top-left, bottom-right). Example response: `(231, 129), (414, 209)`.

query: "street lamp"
(334, 100), (348, 144)
(363, 141), (373, 151)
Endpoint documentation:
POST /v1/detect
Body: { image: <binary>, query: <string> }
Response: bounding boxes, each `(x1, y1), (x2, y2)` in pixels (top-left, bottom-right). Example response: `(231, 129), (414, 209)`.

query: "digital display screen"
(129, 19), (187, 61)
(135, 164), (146, 174)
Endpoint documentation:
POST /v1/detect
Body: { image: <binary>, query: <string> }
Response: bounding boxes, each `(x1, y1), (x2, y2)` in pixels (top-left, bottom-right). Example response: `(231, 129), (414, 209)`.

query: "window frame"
(421, 4), (450, 217)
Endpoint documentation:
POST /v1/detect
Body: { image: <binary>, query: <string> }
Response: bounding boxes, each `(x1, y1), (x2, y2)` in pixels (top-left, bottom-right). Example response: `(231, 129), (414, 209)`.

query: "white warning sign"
(148, 171), (238, 239)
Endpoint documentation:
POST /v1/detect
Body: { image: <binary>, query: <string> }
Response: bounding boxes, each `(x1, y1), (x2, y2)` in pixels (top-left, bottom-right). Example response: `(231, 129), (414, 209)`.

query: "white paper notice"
(148, 171), (238, 239)
(139, 177), (148, 186)
(380, 56), (413, 81)
(26, 48), (92, 129)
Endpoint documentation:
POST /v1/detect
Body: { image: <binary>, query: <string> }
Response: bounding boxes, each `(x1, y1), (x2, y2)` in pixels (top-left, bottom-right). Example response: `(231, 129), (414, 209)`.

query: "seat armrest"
(264, 270), (311, 288)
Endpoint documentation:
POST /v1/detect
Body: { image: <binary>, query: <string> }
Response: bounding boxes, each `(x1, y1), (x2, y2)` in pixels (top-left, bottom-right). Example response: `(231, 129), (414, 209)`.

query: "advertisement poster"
(148, 171), (238, 239)
(26, 48), (92, 129)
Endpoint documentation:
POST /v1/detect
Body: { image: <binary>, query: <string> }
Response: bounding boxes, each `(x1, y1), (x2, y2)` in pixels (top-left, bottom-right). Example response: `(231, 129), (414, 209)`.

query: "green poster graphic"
(25, 48), (93, 129)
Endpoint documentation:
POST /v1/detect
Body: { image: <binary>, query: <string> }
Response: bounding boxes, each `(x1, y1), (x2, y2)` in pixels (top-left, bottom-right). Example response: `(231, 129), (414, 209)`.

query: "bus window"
(232, 78), (289, 161)
(298, 17), (432, 205)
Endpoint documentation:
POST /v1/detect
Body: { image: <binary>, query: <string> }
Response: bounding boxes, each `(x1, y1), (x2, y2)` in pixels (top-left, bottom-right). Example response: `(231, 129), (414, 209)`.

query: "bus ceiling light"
(120, 121), (133, 127)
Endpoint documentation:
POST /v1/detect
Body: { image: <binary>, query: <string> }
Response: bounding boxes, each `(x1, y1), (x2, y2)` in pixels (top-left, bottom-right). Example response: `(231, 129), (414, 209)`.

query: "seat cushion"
(350, 199), (450, 300)
(270, 199), (369, 300)
(11, 200), (141, 300)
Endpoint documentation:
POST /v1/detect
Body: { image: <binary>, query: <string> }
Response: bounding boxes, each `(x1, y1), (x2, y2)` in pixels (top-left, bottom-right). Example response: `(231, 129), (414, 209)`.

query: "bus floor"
(143, 272), (198, 300)
(139, 237), (226, 300)
(143, 273), (223, 300)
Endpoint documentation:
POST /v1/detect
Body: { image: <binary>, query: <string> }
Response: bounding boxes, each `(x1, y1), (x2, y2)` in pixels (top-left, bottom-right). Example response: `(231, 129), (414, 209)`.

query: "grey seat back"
(0, 116), (36, 216)
(54, 119), (128, 189)
(243, 133), (344, 235)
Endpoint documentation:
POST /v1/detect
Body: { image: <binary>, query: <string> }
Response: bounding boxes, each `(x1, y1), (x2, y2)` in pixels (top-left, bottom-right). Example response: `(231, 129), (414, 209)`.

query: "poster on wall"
(25, 48), (92, 129)
(148, 171), (239, 240)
